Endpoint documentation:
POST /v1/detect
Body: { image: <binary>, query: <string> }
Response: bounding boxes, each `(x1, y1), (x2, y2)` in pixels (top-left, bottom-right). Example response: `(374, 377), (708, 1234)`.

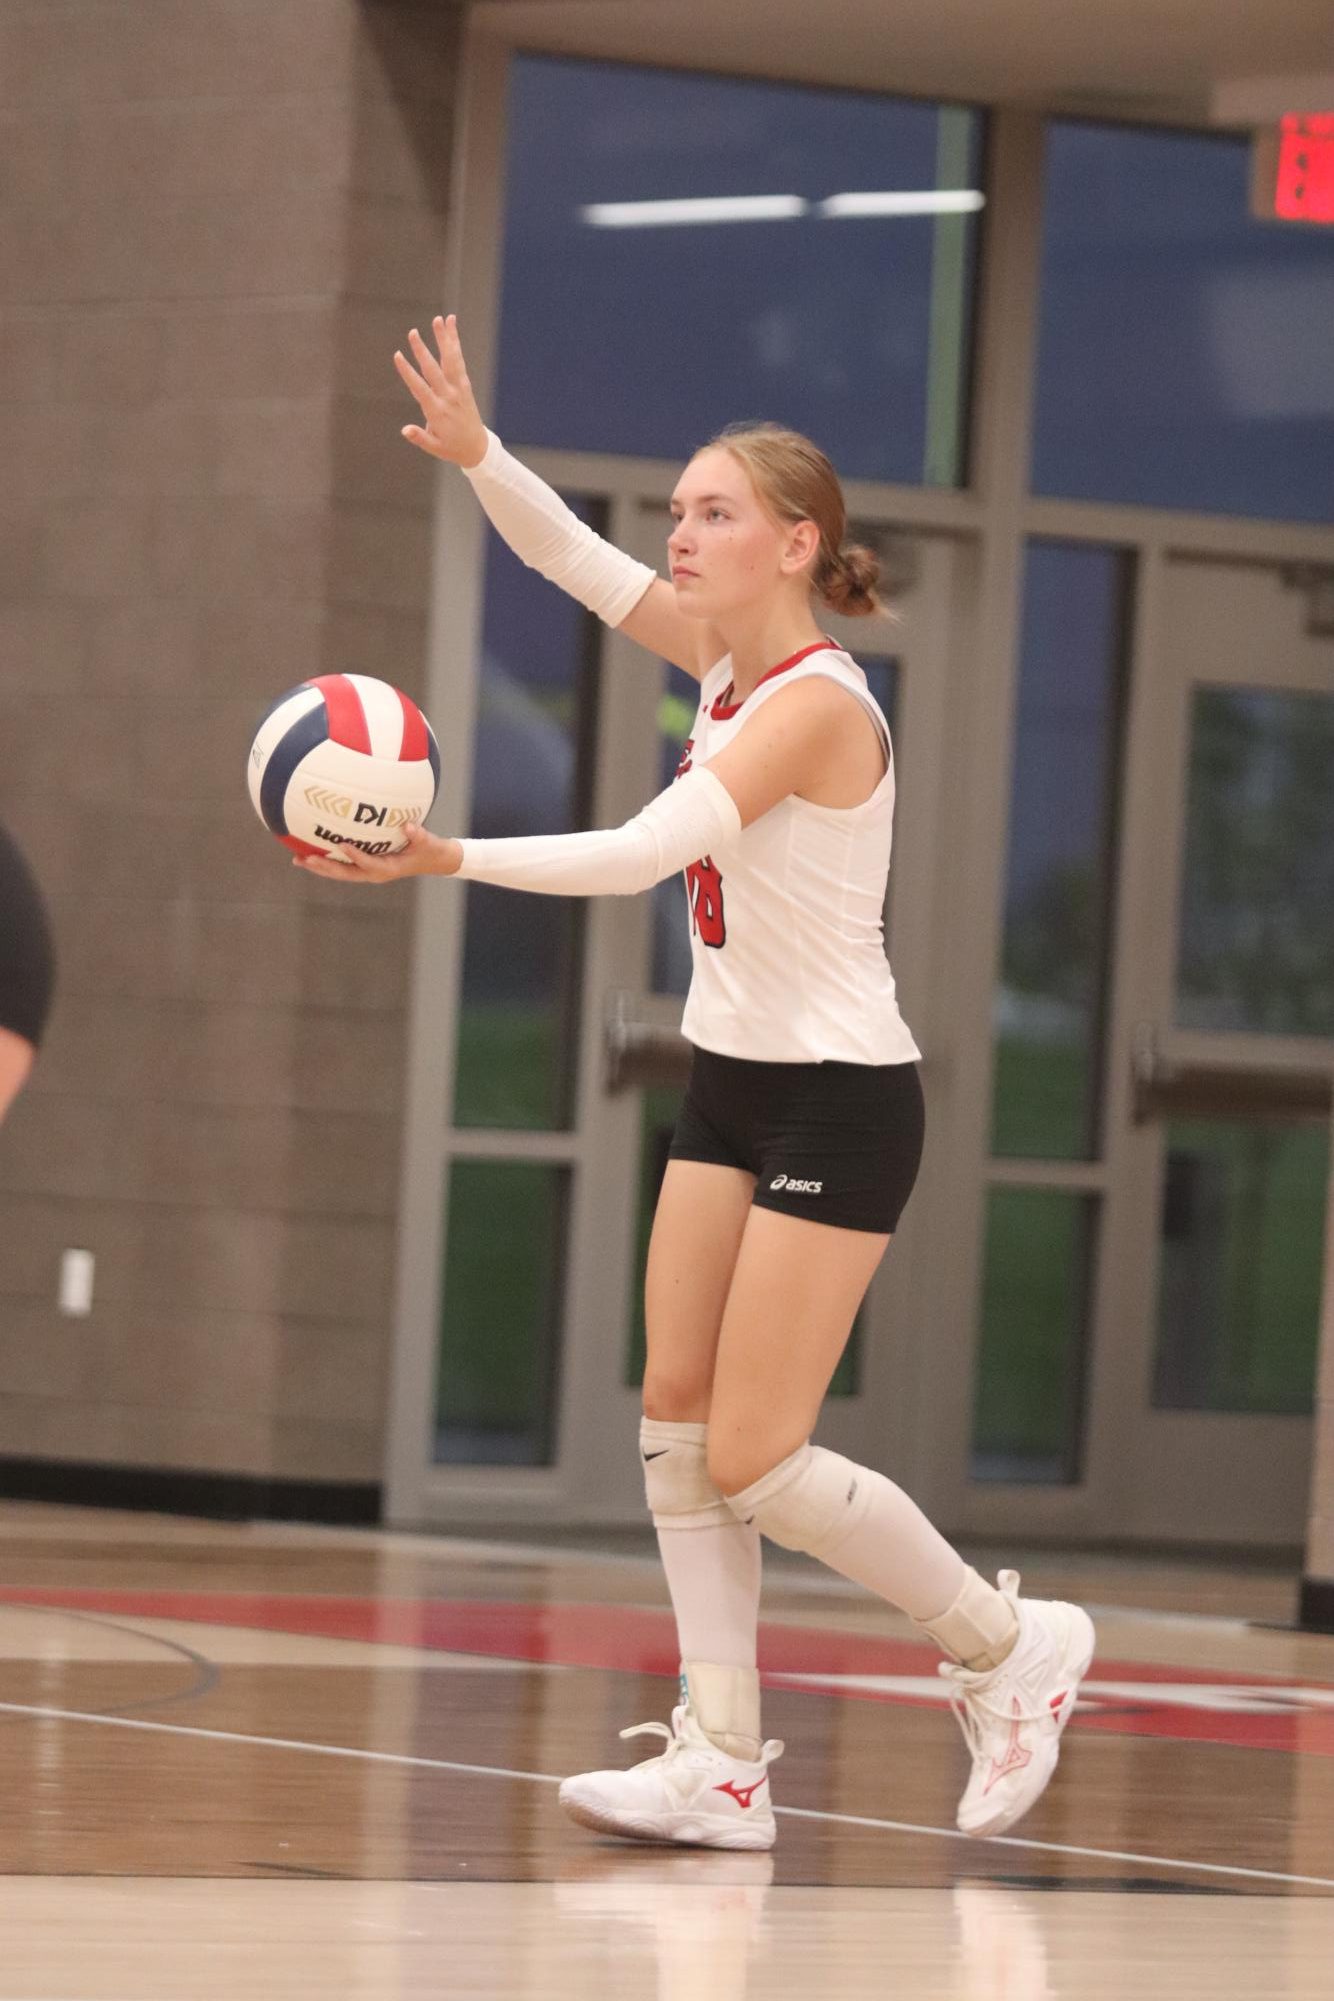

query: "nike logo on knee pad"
(642, 1449), (669, 1461)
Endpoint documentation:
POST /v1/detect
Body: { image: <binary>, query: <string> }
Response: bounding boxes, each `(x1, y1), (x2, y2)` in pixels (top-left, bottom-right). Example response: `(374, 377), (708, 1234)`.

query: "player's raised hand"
(394, 314), (489, 469)
(293, 823), (463, 883)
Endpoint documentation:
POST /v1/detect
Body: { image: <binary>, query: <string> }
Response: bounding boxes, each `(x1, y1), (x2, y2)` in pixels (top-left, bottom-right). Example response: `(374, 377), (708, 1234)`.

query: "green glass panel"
(1176, 688), (1334, 1037)
(436, 1160), (569, 1466)
(1152, 1119), (1327, 1415)
(971, 1187), (1096, 1483)
(453, 991), (574, 1132)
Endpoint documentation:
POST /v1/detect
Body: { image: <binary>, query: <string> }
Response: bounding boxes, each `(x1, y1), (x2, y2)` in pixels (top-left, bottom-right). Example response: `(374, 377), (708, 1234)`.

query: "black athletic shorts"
(668, 1045), (926, 1234)
(0, 820), (55, 1049)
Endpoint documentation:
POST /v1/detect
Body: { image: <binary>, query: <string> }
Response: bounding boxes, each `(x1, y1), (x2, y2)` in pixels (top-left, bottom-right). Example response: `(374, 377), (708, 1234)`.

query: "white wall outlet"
(58, 1249), (95, 1317)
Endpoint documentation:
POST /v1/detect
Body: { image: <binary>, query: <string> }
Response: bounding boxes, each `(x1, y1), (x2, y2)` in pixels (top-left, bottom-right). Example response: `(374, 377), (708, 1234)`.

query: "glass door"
(553, 501), (968, 1520)
(1090, 558), (1334, 1545)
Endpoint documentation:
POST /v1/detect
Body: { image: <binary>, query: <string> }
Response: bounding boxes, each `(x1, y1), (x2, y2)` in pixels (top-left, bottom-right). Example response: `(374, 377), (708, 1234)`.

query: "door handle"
(1130, 1023), (1332, 1125)
(604, 991), (693, 1094)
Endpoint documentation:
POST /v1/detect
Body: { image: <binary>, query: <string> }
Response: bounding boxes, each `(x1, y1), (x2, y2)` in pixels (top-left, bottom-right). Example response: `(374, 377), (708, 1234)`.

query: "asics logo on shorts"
(769, 1173), (823, 1194)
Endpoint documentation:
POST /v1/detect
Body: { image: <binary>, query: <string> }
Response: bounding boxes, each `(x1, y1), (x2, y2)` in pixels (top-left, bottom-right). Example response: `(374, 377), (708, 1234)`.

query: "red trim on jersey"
(396, 689), (429, 763)
(709, 639), (834, 721)
(309, 674), (372, 754)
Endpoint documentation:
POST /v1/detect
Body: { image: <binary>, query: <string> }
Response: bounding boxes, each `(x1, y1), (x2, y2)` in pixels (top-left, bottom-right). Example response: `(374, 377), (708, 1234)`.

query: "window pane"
(1033, 121), (1334, 523)
(453, 503), (601, 1128)
(1176, 688), (1334, 1036)
(1152, 1120), (1327, 1414)
(971, 1188), (1096, 1483)
(496, 55), (984, 486)
(436, 1161), (569, 1465)
(992, 543), (1129, 1159)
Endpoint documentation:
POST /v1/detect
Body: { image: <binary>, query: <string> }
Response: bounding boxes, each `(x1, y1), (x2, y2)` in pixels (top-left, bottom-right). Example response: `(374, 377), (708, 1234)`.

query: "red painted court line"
(3, 1586), (1332, 1758)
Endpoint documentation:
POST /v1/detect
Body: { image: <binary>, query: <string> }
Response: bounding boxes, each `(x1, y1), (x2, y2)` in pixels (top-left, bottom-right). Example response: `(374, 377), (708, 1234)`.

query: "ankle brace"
(681, 1659), (762, 1761)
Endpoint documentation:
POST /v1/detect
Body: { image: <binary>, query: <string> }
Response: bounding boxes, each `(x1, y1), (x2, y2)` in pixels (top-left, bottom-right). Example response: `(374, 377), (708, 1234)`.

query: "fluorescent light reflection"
(581, 191), (986, 228)
(820, 190), (986, 216)
(582, 196), (807, 227)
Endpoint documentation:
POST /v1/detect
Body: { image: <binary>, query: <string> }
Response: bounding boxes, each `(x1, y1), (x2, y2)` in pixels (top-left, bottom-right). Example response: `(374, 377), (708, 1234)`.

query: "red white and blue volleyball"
(248, 674), (440, 859)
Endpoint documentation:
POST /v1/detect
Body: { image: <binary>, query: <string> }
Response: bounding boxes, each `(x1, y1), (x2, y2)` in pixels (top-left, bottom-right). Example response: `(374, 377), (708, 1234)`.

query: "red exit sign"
(1252, 113), (1334, 224)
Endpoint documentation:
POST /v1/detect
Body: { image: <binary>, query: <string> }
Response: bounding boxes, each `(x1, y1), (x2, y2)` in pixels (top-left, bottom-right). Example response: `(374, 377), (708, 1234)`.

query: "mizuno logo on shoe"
(714, 1778), (767, 1810)
(983, 1697), (1034, 1795)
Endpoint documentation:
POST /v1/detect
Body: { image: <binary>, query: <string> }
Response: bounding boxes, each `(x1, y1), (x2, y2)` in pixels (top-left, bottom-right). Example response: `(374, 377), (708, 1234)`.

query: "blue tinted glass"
(992, 542), (1129, 1159)
(1033, 122), (1334, 523)
(495, 56), (983, 485)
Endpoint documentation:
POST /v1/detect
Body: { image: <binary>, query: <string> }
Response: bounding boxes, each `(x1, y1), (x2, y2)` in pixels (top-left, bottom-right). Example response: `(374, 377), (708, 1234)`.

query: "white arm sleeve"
(454, 765), (741, 897)
(462, 429), (658, 626)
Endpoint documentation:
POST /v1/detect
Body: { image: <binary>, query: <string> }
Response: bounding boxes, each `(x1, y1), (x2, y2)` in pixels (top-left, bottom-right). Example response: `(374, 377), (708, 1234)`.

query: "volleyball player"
(0, 820), (55, 1125)
(299, 315), (1096, 1851)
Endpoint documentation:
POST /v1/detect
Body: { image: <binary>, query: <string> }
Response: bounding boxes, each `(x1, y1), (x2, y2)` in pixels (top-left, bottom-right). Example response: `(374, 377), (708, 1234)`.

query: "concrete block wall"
(0, 0), (462, 1509)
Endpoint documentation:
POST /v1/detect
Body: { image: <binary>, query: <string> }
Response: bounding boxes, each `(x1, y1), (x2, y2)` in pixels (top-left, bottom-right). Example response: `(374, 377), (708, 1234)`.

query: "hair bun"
(821, 542), (882, 618)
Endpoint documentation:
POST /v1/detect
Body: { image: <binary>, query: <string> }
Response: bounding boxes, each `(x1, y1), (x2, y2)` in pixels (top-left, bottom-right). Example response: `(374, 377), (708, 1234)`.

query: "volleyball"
(247, 673), (440, 859)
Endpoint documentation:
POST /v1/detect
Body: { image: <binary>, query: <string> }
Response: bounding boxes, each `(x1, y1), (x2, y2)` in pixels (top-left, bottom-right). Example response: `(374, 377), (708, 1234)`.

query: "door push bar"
(604, 991), (694, 1094)
(1131, 1023), (1333, 1126)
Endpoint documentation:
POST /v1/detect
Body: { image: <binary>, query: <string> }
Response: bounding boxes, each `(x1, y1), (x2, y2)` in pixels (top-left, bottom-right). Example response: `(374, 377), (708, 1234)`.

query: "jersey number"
(687, 856), (727, 948)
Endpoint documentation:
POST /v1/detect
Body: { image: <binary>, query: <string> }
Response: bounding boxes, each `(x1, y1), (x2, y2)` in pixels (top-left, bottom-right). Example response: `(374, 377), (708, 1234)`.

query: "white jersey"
(676, 641), (922, 1066)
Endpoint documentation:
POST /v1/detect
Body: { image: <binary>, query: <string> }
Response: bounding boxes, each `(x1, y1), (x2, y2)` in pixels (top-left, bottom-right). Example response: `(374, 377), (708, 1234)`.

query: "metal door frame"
(1094, 557), (1334, 1546)
(936, 550), (1334, 1546)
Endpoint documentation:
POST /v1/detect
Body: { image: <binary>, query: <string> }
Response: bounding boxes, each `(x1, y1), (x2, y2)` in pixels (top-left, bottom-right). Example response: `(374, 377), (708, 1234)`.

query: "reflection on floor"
(0, 1504), (1330, 1997)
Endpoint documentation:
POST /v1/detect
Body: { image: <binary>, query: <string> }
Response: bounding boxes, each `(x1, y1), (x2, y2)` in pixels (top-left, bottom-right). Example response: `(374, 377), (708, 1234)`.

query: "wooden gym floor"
(0, 1503), (1331, 1997)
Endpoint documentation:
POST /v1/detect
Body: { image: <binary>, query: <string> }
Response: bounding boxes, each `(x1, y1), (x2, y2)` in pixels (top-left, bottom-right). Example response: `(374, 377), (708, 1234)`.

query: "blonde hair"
(701, 421), (883, 617)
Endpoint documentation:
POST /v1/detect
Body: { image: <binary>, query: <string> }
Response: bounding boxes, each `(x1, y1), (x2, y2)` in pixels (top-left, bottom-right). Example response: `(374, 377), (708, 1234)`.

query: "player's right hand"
(292, 823), (464, 883)
(394, 314), (489, 469)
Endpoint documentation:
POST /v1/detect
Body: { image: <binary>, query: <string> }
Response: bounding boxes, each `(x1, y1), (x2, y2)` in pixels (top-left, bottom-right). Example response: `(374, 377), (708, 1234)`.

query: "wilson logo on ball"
(313, 825), (394, 856)
(247, 674), (440, 862)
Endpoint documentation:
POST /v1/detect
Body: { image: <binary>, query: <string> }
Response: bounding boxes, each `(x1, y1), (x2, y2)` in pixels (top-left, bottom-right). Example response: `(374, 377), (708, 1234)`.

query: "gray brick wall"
(0, 0), (462, 1497)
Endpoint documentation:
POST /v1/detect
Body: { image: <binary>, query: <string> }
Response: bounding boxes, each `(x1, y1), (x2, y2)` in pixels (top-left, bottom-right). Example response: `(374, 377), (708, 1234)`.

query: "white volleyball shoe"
(559, 1705), (784, 1851)
(939, 1569), (1095, 1838)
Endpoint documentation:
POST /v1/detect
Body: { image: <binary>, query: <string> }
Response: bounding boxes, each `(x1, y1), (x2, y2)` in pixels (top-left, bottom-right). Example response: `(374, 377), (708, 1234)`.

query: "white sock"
(656, 1518), (762, 1669)
(641, 1417), (763, 1755)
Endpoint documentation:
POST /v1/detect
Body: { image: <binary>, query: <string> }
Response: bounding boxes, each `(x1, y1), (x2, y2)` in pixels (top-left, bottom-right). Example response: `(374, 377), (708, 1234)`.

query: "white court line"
(0, 1700), (1331, 1893)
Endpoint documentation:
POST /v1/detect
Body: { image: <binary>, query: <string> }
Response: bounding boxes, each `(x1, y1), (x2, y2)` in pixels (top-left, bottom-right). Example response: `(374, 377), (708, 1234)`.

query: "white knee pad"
(640, 1417), (733, 1530)
(727, 1442), (873, 1559)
